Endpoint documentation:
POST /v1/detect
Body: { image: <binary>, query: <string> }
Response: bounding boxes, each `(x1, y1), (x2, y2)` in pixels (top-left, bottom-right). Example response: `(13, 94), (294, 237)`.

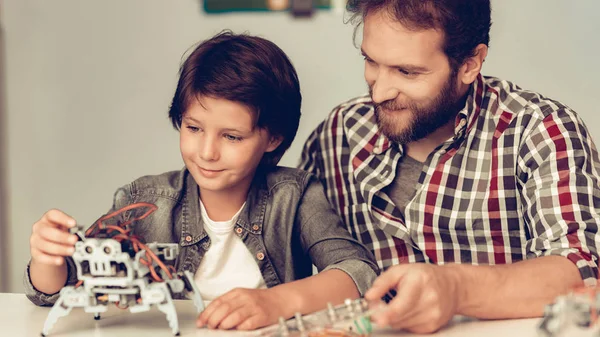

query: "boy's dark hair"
(168, 30), (301, 169)
(347, 0), (491, 71)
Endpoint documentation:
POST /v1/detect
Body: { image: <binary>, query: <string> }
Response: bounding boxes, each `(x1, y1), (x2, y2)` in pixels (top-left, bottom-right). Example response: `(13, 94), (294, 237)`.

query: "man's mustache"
(369, 88), (406, 111)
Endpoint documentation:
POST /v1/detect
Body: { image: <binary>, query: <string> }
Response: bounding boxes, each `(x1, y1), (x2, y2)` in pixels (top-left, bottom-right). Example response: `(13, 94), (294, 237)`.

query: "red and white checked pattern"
(299, 75), (600, 285)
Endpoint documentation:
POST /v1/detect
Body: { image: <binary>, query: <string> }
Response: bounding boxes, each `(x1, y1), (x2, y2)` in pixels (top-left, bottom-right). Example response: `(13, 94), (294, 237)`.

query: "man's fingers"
(365, 265), (408, 301)
(43, 209), (77, 229)
(397, 312), (446, 334)
(371, 272), (422, 327)
(380, 303), (429, 330)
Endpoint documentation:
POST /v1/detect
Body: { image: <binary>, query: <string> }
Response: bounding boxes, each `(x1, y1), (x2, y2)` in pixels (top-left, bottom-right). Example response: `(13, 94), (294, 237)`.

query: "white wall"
(1, 0), (599, 292)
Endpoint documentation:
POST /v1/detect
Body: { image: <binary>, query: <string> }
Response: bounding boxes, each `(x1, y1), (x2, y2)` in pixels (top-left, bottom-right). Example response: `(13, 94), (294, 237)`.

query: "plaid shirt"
(299, 75), (600, 285)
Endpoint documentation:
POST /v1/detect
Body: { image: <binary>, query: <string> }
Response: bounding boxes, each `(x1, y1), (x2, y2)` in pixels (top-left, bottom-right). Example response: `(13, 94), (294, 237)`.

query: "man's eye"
(398, 69), (417, 77)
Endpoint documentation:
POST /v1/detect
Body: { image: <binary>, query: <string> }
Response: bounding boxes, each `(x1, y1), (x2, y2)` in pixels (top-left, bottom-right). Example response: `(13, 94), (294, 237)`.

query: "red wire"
(82, 202), (174, 282)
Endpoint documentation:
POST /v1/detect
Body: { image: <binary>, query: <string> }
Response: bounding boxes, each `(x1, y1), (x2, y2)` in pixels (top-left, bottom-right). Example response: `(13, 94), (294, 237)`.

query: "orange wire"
(86, 202), (157, 237)
(115, 302), (129, 310)
(135, 240), (174, 280)
(104, 224), (128, 235)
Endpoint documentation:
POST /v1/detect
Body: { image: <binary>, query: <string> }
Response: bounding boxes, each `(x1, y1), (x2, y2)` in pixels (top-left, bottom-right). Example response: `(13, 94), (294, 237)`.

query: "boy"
(24, 31), (379, 330)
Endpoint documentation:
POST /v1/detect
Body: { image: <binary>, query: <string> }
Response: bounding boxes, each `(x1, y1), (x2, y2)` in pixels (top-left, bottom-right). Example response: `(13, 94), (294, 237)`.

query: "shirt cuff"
(542, 248), (598, 286)
(323, 259), (378, 296)
(23, 257), (78, 306)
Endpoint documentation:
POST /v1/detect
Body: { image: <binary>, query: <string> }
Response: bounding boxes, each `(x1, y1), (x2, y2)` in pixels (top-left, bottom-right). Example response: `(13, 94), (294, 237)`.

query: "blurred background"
(0, 0), (599, 293)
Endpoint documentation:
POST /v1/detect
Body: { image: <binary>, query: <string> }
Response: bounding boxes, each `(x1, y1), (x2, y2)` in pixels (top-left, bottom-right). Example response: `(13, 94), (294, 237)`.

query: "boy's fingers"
(39, 226), (78, 245)
(237, 314), (267, 331)
(217, 306), (251, 330)
(198, 298), (223, 326)
(31, 247), (64, 266)
(43, 209), (77, 229)
(205, 301), (235, 329)
(216, 288), (245, 303)
(37, 240), (75, 257)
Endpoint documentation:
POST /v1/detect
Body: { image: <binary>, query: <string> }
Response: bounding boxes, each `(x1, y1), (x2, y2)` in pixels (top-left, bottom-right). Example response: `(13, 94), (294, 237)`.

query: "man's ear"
(266, 136), (283, 153)
(458, 44), (488, 85)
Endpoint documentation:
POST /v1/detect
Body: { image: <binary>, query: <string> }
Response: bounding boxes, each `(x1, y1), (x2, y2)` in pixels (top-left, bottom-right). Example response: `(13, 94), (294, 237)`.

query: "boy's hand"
(197, 288), (288, 330)
(30, 209), (79, 266)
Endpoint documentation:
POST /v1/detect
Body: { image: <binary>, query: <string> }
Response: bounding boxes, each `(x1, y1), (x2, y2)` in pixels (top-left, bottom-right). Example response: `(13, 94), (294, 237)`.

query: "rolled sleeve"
(520, 110), (600, 285)
(323, 260), (378, 296)
(298, 176), (380, 294)
(23, 257), (78, 306)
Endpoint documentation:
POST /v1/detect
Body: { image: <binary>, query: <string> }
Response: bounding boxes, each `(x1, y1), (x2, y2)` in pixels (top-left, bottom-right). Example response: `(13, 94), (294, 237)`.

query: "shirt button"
(256, 252), (265, 261)
(235, 227), (243, 235)
(185, 235), (192, 242)
(252, 224), (259, 231)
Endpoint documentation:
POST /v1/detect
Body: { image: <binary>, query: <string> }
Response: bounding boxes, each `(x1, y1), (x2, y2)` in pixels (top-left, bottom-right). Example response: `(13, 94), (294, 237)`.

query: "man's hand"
(364, 263), (461, 334)
(197, 288), (288, 330)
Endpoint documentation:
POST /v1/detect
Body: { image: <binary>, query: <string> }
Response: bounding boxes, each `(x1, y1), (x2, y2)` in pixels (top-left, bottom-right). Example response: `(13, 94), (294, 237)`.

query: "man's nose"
(370, 72), (400, 104)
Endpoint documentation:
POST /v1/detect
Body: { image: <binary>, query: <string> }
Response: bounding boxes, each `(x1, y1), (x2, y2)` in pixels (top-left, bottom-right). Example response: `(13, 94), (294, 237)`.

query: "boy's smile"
(197, 167), (224, 178)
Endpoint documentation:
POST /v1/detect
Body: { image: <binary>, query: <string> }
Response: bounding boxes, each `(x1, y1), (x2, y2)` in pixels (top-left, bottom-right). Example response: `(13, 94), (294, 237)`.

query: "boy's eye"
(224, 134), (242, 142)
(186, 125), (200, 132)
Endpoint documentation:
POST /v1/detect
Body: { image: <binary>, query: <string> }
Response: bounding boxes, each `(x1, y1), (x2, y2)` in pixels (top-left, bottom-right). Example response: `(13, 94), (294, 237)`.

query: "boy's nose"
(199, 138), (219, 161)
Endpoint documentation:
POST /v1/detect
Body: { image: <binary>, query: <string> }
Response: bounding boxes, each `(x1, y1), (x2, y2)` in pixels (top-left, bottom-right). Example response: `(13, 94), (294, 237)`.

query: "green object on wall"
(204, 0), (337, 13)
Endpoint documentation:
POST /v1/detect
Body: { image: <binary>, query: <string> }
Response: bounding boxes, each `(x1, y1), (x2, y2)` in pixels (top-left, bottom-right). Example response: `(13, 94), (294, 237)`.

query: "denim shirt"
(25, 167), (379, 306)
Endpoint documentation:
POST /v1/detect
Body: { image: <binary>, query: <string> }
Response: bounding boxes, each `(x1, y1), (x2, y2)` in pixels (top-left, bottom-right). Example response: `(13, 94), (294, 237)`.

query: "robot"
(41, 202), (204, 336)
(538, 286), (598, 337)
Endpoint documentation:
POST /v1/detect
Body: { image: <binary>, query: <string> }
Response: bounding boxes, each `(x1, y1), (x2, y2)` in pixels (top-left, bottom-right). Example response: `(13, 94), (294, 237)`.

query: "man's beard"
(372, 73), (464, 144)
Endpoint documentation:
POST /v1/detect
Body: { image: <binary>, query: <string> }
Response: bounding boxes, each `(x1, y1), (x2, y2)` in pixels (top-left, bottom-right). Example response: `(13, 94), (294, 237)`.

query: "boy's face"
(180, 96), (281, 200)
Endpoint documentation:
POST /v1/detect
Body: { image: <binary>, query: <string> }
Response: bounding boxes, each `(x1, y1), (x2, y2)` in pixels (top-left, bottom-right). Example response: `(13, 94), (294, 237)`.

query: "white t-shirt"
(194, 200), (267, 301)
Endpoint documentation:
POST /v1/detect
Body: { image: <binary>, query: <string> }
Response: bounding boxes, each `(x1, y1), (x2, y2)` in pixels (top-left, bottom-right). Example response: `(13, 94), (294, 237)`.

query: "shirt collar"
(454, 73), (486, 141)
(180, 169), (267, 246)
(345, 74), (487, 158)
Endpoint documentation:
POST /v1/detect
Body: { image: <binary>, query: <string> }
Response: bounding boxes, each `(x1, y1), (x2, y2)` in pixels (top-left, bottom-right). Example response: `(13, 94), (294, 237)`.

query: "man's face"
(362, 10), (463, 144)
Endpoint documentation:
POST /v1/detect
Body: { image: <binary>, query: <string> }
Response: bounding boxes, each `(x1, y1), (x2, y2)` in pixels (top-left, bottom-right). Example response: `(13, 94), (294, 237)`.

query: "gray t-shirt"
(385, 155), (423, 216)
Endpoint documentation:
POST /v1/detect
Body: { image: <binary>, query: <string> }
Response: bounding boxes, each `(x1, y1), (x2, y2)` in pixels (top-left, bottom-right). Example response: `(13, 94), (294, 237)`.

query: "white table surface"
(0, 293), (593, 337)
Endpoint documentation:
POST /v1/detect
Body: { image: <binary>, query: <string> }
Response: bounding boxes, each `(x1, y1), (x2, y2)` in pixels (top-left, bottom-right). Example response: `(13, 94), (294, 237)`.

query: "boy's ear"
(266, 136), (283, 153)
